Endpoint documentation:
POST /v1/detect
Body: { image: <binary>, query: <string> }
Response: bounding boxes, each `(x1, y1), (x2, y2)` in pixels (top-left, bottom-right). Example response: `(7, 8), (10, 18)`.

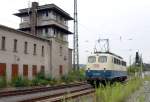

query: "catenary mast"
(73, 0), (79, 70)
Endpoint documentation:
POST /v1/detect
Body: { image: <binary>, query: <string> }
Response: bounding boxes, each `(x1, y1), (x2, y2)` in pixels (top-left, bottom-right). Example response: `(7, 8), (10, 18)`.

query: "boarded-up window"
(32, 65), (37, 76)
(0, 63), (6, 77)
(12, 64), (18, 79)
(23, 65), (28, 78)
(59, 65), (63, 76)
(40, 65), (45, 74)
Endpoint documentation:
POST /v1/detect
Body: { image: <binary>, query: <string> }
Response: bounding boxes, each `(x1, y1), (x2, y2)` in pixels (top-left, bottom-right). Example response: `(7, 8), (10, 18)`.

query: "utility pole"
(73, 0), (79, 70)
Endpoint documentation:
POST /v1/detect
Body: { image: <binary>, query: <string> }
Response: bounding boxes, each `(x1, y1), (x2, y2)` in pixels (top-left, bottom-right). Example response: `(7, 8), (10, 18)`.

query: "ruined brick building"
(0, 2), (73, 81)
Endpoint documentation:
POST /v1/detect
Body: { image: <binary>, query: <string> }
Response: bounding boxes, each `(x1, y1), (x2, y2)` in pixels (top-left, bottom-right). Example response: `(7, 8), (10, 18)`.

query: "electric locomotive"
(86, 52), (127, 84)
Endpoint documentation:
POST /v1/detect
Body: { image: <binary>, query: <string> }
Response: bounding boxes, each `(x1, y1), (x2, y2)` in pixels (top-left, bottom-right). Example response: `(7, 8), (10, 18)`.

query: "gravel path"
(126, 80), (150, 102)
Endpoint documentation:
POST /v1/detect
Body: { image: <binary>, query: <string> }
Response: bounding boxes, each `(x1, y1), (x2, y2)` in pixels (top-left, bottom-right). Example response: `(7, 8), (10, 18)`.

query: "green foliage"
(11, 76), (29, 87)
(0, 77), (7, 88)
(31, 73), (50, 86)
(36, 72), (45, 80)
(96, 78), (142, 102)
(60, 69), (86, 83)
(127, 66), (140, 74)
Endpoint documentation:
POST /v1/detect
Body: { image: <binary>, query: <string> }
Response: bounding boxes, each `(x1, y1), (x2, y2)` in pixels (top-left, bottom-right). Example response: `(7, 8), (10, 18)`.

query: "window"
(45, 28), (48, 35)
(122, 61), (126, 66)
(13, 39), (17, 52)
(24, 42), (28, 54)
(60, 46), (62, 56)
(1, 36), (5, 50)
(42, 46), (44, 56)
(88, 56), (96, 63)
(98, 56), (107, 63)
(45, 11), (49, 17)
(33, 44), (37, 55)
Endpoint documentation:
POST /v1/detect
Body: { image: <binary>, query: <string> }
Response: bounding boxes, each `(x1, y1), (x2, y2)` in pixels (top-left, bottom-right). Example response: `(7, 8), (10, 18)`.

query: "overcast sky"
(0, 0), (150, 64)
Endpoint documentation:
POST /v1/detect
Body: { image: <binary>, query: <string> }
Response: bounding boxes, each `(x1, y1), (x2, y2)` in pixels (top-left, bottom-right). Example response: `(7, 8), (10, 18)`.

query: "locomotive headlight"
(104, 68), (106, 72)
(87, 68), (90, 72)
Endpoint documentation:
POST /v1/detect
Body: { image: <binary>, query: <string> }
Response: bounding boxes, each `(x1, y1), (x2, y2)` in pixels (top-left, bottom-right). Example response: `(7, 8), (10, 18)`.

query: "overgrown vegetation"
(61, 69), (86, 83)
(11, 76), (30, 87)
(96, 78), (143, 102)
(0, 69), (86, 88)
(0, 77), (7, 88)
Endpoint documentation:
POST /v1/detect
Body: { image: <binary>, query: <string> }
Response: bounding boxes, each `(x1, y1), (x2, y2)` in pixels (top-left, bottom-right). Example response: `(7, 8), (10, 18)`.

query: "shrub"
(0, 77), (7, 88)
(11, 76), (29, 87)
(36, 72), (45, 80)
(60, 69), (86, 83)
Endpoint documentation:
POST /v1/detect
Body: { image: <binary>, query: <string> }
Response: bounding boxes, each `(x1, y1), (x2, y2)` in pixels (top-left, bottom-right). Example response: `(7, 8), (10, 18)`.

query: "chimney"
(30, 2), (38, 35)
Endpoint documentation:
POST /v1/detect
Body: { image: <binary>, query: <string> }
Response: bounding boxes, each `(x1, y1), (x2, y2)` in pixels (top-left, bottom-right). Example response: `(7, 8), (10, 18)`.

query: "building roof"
(14, 3), (73, 20)
(0, 24), (50, 42)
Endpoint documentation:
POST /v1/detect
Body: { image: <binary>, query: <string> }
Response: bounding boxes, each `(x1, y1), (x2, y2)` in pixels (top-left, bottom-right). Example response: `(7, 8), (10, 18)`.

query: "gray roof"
(14, 4), (73, 20)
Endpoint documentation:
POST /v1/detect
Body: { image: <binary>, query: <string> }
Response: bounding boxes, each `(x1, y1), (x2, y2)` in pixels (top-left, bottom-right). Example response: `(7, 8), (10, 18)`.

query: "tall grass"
(0, 77), (7, 88)
(96, 78), (142, 102)
(60, 69), (86, 83)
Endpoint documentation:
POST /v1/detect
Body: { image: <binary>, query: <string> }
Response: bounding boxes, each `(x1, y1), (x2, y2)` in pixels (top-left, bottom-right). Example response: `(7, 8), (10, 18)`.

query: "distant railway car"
(86, 52), (127, 84)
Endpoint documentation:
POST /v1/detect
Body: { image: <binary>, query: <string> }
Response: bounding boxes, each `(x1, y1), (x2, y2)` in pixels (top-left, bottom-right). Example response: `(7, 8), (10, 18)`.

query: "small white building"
(0, 2), (73, 81)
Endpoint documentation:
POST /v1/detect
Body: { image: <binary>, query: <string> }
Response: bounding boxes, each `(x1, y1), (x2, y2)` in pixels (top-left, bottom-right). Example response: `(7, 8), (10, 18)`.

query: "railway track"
(0, 82), (95, 102)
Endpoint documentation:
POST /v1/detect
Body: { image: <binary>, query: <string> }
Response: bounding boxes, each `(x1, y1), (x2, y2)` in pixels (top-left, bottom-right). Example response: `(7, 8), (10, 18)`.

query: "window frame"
(98, 56), (107, 63)
(88, 56), (96, 63)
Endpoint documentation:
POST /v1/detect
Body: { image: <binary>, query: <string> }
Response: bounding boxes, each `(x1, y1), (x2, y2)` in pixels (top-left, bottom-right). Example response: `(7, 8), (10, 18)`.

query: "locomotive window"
(88, 56), (96, 63)
(98, 56), (107, 63)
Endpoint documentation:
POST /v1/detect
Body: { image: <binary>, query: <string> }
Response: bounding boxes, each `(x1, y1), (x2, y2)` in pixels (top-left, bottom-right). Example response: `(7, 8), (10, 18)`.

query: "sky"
(0, 0), (150, 64)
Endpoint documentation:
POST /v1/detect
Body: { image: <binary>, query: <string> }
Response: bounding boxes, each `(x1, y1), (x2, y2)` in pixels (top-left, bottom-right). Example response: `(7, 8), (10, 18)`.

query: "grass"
(0, 77), (7, 88)
(96, 78), (143, 102)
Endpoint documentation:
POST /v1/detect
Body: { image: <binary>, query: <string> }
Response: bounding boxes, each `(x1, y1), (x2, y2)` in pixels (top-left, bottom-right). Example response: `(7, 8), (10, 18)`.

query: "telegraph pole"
(73, 0), (79, 70)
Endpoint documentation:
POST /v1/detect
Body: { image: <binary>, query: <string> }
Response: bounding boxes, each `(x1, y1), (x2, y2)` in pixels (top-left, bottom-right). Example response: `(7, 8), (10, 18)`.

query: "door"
(12, 64), (18, 79)
(59, 65), (63, 76)
(0, 63), (6, 77)
(23, 65), (28, 78)
(32, 65), (37, 77)
(40, 65), (45, 74)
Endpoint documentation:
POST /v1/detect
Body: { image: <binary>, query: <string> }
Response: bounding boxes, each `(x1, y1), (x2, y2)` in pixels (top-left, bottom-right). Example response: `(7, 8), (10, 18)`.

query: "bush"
(0, 77), (7, 88)
(60, 69), (86, 83)
(11, 76), (29, 87)
(36, 72), (45, 80)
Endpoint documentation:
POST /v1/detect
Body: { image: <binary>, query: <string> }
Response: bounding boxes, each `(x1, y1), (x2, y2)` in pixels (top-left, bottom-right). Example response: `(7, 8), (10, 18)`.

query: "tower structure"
(73, 0), (79, 70)
(14, 2), (73, 78)
(14, 2), (73, 37)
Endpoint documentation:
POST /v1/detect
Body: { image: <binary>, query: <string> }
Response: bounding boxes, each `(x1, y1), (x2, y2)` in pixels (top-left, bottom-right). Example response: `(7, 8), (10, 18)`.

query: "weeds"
(96, 78), (143, 102)
(0, 77), (6, 88)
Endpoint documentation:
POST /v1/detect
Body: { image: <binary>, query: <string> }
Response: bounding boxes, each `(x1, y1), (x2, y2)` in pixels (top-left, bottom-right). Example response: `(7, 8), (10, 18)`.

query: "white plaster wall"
(0, 28), (51, 81)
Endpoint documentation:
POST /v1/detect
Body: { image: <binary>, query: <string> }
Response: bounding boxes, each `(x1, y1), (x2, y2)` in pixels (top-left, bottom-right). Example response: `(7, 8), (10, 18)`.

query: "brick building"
(0, 2), (73, 81)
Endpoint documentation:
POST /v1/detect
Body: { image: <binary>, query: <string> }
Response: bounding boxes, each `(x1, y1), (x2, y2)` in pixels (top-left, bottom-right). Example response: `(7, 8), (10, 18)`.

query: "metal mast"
(73, 0), (79, 70)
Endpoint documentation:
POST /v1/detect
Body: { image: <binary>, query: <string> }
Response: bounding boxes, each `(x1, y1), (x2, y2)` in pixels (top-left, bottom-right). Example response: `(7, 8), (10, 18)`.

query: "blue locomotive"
(86, 52), (127, 84)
